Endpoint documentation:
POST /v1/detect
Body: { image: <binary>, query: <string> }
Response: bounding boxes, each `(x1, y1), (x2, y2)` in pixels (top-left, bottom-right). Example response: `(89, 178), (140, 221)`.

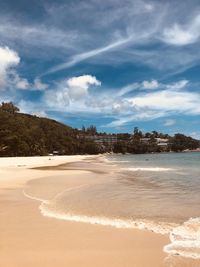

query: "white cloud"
(11, 73), (29, 90)
(166, 80), (189, 90)
(0, 46), (20, 88)
(105, 88), (200, 127)
(0, 46), (20, 67)
(111, 99), (131, 114)
(162, 14), (200, 46)
(162, 25), (196, 46)
(33, 78), (48, 91)
(14, 76), (48, 91)
(163, 119), (176, 126)
(131, 90), (200, 114)
(0, 46), (47, 91)
(45, 75), (101, 109)
(66, 75), (101, 100)
(44, 77), (200, 128)
(67, 75), (101, 90)
(141, 79), (188, 91)
(15, 78), (29, 89)
(142, 79), (159, 89)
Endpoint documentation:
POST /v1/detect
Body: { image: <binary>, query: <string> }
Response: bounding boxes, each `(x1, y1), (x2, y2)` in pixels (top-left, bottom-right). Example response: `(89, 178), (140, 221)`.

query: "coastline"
(0, 155), (196, 267)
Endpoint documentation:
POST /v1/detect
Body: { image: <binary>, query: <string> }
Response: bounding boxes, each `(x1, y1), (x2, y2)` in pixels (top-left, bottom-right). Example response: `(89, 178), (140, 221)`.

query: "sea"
(26, 152), (200, 264)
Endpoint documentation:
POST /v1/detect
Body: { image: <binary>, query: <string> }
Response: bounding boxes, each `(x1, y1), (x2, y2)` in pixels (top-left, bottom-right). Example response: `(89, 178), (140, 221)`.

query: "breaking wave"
(23, 188), (200, 260)
(40, 201), (175, 235)
(164, 217), (200, 259)
(23, 189), (175, 235)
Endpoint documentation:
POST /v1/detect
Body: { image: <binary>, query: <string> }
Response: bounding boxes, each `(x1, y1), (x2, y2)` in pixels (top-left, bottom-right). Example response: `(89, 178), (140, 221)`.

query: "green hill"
(0, 102), (99, 156)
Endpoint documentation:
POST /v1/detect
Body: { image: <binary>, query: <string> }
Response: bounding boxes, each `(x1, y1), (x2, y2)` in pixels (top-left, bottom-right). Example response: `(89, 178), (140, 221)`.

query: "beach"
(0, 155), (198, 267)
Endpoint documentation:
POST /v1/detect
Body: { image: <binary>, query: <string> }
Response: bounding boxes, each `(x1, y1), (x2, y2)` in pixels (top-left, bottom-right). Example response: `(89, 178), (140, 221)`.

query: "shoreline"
(0, 155), (197, 267)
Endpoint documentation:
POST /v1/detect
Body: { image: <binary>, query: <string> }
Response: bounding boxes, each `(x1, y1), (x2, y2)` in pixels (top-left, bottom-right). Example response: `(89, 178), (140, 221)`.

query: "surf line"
(22, 183), (90, 204)
(23, 184), (200, 260)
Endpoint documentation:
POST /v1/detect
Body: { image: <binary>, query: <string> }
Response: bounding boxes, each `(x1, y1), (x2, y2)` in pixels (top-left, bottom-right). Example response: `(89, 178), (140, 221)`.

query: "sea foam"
(23, 188), (174, 235)
(39, 201), (174, 235)
(164, 217), (200, 259)
(23, 188), (200, 260)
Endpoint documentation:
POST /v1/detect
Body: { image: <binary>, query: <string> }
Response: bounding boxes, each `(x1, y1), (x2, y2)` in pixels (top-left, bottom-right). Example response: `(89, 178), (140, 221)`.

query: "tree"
(86, 125), (97, 135)
(152, 131), (159, 138)
(113, 141), (127, 154)
(133, 127), (143, 138)
(169, 134), (199, 152)
(0, 102), (19, 114)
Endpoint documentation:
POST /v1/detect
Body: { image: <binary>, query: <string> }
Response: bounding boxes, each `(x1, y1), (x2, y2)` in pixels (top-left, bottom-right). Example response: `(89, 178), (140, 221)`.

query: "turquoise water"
(107, 152), (200, 223)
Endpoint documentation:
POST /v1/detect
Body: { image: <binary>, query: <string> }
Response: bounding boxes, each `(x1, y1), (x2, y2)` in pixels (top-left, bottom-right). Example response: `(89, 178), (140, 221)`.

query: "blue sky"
(0, 0), (200, 137)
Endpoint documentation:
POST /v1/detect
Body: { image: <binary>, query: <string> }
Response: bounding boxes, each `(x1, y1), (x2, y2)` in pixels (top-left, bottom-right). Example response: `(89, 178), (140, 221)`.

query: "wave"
(23, 189), (173, 235)
(23, 189), (48, 203)
(164, 217), (200, 259)
(121, 167), (174, 172)
(23, 189), (200, 260)
(39, 201), (175, 235)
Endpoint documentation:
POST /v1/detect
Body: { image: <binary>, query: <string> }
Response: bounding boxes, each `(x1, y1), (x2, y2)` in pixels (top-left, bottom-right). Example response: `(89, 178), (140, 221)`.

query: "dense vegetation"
(0, 102), (199, 156)
(0, 102), (99, 156)
(113, 129), (200, 154)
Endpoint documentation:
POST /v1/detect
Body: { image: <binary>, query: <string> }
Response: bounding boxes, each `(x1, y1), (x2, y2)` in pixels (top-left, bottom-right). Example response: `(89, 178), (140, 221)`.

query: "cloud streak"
(43, 36), (133, 75)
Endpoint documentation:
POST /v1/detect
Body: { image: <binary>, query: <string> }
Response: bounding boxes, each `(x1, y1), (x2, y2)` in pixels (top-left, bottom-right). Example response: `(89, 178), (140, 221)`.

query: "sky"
(0, 0), (200, 137)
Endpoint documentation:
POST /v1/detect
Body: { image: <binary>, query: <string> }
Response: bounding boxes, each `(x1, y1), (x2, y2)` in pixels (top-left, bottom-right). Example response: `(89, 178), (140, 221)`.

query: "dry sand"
(0, 155), (182, 267)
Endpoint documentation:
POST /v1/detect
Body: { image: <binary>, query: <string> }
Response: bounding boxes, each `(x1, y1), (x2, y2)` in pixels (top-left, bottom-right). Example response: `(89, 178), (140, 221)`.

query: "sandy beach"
(0, 155), (188, 267)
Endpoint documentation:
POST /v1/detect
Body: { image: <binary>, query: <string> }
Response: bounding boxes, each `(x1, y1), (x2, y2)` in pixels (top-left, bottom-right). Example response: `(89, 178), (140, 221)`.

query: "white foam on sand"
(164, 217), (200, 259)
(23, 188), (174, 235)
(40, 203), (175, 235)
(23, 188), (200, 260)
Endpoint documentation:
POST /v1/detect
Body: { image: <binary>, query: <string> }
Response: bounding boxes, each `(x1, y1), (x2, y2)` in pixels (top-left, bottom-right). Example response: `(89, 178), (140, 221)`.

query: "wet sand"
(0, 155), (187, 267)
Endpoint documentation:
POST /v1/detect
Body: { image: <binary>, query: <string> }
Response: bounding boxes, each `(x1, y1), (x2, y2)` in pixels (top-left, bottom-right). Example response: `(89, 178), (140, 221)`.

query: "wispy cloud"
(0, 22), (79, 52)
(161, 14), (200, 46)
(163, 119), (176, 127)
(44, 37), (133, 75)
(105, 110), (165, 128)
(1, 1), (200, 78)
(1, 0), (200, 134)
(166, 80), (189, 90)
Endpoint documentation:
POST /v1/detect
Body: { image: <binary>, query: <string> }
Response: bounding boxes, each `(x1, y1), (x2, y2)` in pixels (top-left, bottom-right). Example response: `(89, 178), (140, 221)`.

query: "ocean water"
(107, 153), (200, 260)
(25, 152), (200, 262)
